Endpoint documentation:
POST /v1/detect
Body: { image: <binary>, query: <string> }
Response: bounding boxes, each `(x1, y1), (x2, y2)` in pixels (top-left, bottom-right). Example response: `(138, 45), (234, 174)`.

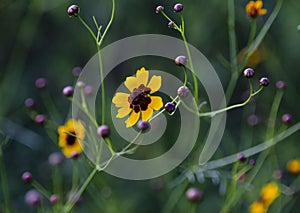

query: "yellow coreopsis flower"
(58, 119), (85, 158)
(249, 201), (267, 213)
(112, 67), (163, 127)
(286, 159), (300, 174)
(260, 182), (280, 206)
(246, 1), (267, 18)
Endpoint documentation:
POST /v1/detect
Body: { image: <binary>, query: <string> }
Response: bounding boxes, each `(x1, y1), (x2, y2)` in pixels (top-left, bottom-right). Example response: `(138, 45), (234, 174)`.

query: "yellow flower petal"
(124, 76), (139, 92)
(149, 96), (163, 110)
(258, 9), (267, 15)
(125, 111), (140, 127)
(142, 108), (153, 121)
(117, 107), (132, 118)
(249, 201), (266, 213)
(255, 1), (263, 9)
(136, 67), (149, 86)
(147, 75), (161, 94)
(112, 92), (130, 108)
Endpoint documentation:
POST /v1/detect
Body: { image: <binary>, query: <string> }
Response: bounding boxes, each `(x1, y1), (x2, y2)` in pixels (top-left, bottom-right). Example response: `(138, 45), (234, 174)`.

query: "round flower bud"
(243, 68), (255, 78)
(276, 81), (286, 90)
(186, 187), (203, 202)
(50, 194), (59, 205)
(84, 85), (93, 95)
(249, 159), (256, 166)
(177, 86), (190, 98)
(174, 55), (187, 67)
(25, 189), (42, 207)
(97, 125), (110, 138)
(173, 3), (183, 12)
(35, 78), (47, 89)
(72, 66), (82, 77)
(282, 113), (293, 124)
(71, 151), (80, 159)
(76, 81), (85, 88)
(137, 120), (150, 131)
(156, 6), (164, 13)
(247, 114), (259, 126)
(48, 152), (64, 166)
(67, 5), (80, 17)
(63, 86), (74, 97)
(297, 25), (300, 32)
(22, 172), (33, 183)
(237, 153), (246, 162)
(273, 170), (283, 180)
(259, 77), (270, 87)
(35, 114), (47, 125)
(25, 98), (35, 109)
(168, 21), (175, 28)
(164, 102), (176, 113)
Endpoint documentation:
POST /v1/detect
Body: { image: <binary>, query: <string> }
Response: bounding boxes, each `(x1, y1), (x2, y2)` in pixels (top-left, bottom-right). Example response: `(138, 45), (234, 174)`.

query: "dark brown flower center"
(250, 7), (258, 17)
(128, 84), (151, 113)
(66, 131), (76, 145)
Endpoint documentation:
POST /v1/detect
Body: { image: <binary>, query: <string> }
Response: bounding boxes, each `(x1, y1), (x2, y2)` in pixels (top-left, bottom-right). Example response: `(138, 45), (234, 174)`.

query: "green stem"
(247, 20), (257, 47)
(32, 180), (51, 199)
(78, 16), (97, 42)
(226, 0), (239, 101)
(71, 160), (79, 192)
(63, 167), (98, 213)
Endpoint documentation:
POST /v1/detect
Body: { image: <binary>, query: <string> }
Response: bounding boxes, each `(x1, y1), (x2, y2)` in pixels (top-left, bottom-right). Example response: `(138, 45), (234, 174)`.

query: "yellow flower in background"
(249, 201), (266, 213)
(286, 159), (300, 174)
(260, 182), (280, 206)
(58, 119), (85, 158)
(246, 1), (267, 18)
(112, 67), (163, 127)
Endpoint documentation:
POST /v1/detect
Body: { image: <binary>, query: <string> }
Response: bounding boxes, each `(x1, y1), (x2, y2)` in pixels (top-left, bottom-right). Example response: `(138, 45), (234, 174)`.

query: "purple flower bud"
(137, 120), (150, 131)
(71, 151), (80, 159)
(186, 187), (203, 202)
(177, 86), (190, 98)
(22, 172), (33, 183)
(173, 3), (183, 12)
(273, 170), (283, 180)
(165, 102), (176, 113)
(76, 81), (85, 88)
(276, 81), (286, 90)
(72, 66), (82, 77)
(25, 189), (42, 207)
(50, 194), (59, 205)
(282, 113), (293, 124)
(97, 125), (110, 138)
(35, 78), (47, 89)
(48, 152), (64, 166)
(247, 114), (259, 126)
(156, 6), (164, 13)
(259, 77), (270, 87)
(35, 114), (47, 125)
(84, 85), (93, 95)
(237, 153), (246, 162)
(168, 21), (175, 28)
(25, 98), (35, 109)
(249, 159), (256, 166)
(63, 86), (74, 97)
(174, 55), (187, 66)
(67, 5), (80, 17)
(243, 68), (255, 78)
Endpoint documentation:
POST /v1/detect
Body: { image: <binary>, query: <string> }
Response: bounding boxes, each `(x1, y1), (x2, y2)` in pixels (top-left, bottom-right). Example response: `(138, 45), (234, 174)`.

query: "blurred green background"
(1, 0), (300, 212)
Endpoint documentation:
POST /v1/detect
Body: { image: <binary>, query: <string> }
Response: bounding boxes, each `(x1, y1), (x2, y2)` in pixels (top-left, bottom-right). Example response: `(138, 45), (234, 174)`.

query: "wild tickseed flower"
(281, 113), (293, 124)
(58, 119), (85, 158)
(243, 68), (255, 78)
(260, 182), (280, 206)
(25, 189), (42, 207)
(259, 77), (270, 87)
(173, 3), (183, 12)
(177, 86), (190, 98)
(246, 1), (267, 18)
(22, 172), (33, 183)
(186, 187), (203, 202)
(156, 6), (164, 13)
(137, 120), (150, 131)
(97, 125), (110, 138)
(112, 67), (163, 127)
(175, 55), (187, 67)
(67, 5), (80, 17)
(287, 159), (300, 174)
(35, 77), (47, 89)
(249, 201), (266, 213)
(63, 86), (74, 97)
